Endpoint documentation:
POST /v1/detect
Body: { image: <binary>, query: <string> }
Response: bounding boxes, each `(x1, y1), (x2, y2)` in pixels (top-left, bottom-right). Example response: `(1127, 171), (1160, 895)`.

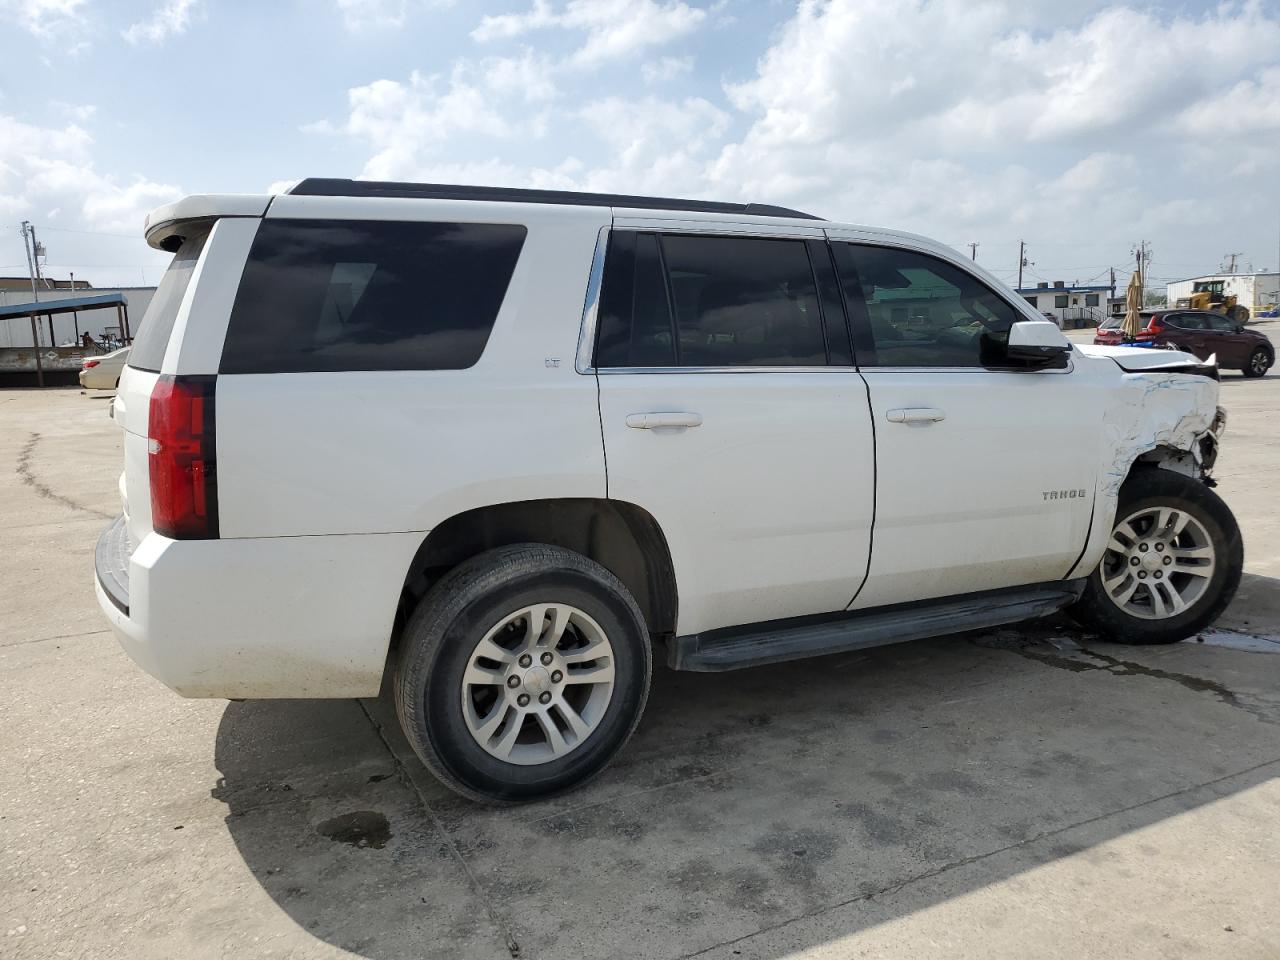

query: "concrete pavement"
(2, 370), (1279, 960)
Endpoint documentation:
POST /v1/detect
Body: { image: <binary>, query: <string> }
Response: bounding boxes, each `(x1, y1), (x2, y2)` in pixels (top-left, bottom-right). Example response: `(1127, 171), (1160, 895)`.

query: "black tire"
(1229, 305), (1250, 325)
(394, 544), (652, 803)
(1242, 346), (1271, 378)
(1068, 470), (1242, 644)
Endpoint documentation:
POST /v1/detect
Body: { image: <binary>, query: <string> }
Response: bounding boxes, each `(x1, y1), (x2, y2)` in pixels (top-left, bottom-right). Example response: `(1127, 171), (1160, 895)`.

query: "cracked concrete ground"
(3, 360), (1280, 960)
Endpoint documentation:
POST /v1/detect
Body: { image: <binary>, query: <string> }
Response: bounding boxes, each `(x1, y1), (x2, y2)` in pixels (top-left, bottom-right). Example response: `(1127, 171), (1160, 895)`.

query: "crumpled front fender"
(1068, 370), (1222, 579)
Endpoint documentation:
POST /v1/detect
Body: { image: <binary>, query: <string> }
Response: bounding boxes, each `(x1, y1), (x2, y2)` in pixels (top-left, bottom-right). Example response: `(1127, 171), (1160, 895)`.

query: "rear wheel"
(1068, 470), (1241, 644)
(395, 544), (652, 803)
(1243, 347), (1271, 378)
(1229, 304), (1250, 324)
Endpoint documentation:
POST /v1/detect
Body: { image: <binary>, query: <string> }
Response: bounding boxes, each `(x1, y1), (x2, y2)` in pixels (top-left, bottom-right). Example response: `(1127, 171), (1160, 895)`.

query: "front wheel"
(394, 544), (652, 803)
(1243, 347), (1271, 378)
(1068, 470), (1242, 644)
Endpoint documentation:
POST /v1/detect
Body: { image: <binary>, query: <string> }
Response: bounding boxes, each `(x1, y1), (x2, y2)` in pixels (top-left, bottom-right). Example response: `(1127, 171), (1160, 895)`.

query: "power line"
(3, 223), (142, 240)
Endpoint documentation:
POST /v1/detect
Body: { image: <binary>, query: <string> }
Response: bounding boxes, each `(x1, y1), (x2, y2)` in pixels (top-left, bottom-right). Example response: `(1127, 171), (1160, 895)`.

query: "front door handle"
(886, 407), (946, 424)
(625, 412), (703, 430)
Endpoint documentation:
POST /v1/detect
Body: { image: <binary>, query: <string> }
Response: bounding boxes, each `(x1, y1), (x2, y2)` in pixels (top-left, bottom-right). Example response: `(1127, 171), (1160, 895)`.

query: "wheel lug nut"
(1154, 571), (1162, 579)
(517, 693), (530, 707)
(538, 691), (552, 705)
(1155, 543), (1164, 552)
(1139, 543), (1148, 552)
(506, 675), (520, 688)
(1130, 556), (1140, 566)
(1138, 571), (1147, 579)
(540, 651), (553, 665)
(551, 670), (563, 683)
(1163, 556), (1172, 565)
(518, 654), (532, 668)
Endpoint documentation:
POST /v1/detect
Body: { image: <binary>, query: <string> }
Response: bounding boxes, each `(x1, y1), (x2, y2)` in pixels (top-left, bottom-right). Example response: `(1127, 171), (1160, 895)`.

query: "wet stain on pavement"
(974, 634), (1252, 713)
(16, 432), (112, 519)
(316, 810), (391, 849)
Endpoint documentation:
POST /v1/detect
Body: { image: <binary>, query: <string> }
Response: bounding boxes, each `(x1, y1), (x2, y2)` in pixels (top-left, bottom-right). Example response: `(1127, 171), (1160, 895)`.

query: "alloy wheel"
(1100, 506), (1216, 620)
(460, 603), (615, 765)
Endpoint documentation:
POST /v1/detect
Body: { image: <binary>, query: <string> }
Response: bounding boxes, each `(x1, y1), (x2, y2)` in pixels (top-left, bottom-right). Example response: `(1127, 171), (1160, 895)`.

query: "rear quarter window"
(219, 219), (526, 374)
(127, 228), (209, 372)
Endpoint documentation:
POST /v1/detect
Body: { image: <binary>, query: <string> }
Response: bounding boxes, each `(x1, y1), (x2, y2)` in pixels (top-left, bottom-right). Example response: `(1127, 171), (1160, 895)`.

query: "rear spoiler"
(144, 195), (272, 251)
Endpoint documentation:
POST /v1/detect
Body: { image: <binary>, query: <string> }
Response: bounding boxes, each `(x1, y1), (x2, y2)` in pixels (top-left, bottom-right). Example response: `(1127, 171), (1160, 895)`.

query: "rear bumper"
(93, 516), (424, 699)
(95, 515), (131, 614)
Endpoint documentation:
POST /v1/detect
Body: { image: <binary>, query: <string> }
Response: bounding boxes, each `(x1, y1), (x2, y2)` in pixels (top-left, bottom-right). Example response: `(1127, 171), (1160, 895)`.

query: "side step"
(669, 580), (1087, 672)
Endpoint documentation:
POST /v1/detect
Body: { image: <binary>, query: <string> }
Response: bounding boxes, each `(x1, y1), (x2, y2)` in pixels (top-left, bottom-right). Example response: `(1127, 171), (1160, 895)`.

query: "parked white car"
(95, 180), (1240, 802)
(79, 346), (129, 390)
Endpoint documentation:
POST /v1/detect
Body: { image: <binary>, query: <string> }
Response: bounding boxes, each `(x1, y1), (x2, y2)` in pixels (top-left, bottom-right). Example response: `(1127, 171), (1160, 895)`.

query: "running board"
(669, 580), (1087, 672)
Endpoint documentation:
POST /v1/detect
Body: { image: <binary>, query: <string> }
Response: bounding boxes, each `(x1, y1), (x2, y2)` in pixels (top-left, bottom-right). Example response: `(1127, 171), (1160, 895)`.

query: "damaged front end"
(1068, 354), (1226, 579)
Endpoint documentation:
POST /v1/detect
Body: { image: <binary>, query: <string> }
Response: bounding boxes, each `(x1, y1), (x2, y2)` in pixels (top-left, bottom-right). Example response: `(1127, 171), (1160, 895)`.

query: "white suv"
(96, 179), (1240, 802)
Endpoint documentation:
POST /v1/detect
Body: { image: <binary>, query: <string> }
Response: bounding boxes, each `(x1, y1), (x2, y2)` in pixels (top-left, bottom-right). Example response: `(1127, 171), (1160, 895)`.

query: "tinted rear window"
(128, 228), (209, 372)
(596, 231), (828, 368)
(220, 219), (526, 374)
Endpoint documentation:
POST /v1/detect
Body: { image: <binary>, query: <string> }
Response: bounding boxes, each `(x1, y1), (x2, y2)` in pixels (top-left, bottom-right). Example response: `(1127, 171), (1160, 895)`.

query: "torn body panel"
(1067, 362), (1223, 580)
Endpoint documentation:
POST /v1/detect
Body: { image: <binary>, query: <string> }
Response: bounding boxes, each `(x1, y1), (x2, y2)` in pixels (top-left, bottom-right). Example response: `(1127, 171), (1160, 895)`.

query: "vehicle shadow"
(214, 617), (1280, 959)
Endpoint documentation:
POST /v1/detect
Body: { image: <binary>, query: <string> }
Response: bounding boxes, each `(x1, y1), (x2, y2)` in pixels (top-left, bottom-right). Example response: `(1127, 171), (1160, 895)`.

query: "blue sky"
(2, 0), (1279, 297)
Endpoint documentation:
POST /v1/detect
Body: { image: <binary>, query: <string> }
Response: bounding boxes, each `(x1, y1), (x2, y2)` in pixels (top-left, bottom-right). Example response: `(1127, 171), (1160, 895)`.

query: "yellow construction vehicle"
(1176, 280), (1250, 323)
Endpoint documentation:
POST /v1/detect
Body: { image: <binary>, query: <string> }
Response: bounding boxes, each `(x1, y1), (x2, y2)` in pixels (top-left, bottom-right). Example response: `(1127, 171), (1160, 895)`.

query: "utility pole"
(1017, 240), (1028, 290)
(1110, 266), (1116, 302)
(1224, 252), (1242, 275)
(29, 225), (56, 346)
(1132, 241), (1152, 303)
(967, 241), (979, 261)
(19, 221), (44, 387)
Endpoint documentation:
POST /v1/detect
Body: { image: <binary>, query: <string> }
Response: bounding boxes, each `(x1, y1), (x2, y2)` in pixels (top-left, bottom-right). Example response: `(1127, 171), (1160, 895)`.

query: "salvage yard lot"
(3, 364), (1280, 960)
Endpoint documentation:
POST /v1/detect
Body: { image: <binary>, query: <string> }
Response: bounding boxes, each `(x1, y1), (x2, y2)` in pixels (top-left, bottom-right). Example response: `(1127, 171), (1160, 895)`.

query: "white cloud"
(474, 0), (707, 67)
(301, 0), (1280, 282)
(122, 0), (200, 45)
(0, 113), (181, 234)
(707, 0), (1280, 251)
(335, 0), (454, 30)
(641, 55), (693, 84)
(472, 0), (556, 41)
(1175, 65), (1280, 135)
(0, 0), (88, 39)
(575, 96), (728, 193)
(338, 53), (561, 180)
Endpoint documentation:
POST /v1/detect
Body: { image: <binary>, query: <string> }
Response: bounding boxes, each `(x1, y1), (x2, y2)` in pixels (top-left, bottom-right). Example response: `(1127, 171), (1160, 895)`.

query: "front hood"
(1076, 343), (1215, 373)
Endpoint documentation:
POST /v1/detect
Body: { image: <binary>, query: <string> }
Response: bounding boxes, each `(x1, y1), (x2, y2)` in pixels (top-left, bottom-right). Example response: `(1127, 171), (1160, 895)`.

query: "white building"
(1166, 273), (1279, 320)
(1017, 281), (1112, 328)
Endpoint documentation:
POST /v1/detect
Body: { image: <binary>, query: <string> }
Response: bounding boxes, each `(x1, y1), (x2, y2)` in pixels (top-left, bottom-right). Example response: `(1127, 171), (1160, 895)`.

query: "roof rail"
(287, 178), (821, 221)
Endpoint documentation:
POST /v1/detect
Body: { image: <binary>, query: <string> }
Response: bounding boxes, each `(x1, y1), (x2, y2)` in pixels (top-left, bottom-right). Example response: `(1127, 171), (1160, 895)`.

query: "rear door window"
(595, 232), (831, 368)
(127, 228), (209, 372)
(220, 219), (526, 374)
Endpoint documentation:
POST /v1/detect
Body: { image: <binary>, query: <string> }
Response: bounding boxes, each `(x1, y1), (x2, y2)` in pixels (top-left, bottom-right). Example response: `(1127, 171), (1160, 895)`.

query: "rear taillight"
(148, 375), (218, 539)
(83, 359), (100, 368)
(1146, 316), (1165, 333)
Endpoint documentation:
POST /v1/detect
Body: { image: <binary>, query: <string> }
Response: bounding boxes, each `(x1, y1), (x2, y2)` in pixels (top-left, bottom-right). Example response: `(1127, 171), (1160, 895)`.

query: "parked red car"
(1095, 310), (1273, 377)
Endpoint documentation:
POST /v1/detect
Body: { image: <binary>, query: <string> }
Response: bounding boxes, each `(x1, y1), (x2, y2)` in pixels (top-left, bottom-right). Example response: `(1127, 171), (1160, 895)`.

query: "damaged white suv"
(96, 179), (1240, 802)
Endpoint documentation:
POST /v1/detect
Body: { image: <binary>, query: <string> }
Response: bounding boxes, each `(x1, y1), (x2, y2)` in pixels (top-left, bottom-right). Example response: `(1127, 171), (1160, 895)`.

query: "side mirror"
(1007, 320), (1072, 368)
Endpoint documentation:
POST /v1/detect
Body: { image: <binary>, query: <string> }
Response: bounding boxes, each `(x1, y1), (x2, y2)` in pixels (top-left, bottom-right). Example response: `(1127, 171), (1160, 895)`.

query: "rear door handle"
(886, 407), (946, 424)
(625, 412), (703, 430)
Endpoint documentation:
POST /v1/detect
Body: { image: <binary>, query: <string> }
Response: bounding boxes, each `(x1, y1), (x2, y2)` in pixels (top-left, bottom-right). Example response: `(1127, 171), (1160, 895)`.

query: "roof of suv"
(286, 178), (822, 221)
